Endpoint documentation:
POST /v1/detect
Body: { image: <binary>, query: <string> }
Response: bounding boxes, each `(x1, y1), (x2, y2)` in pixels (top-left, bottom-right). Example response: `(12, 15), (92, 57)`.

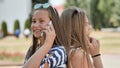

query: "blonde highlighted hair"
(60, 7), (93, 68)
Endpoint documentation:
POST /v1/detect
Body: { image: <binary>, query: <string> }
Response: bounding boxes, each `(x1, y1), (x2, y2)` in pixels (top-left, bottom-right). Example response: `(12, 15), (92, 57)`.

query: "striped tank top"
(40, 45), (67, 68)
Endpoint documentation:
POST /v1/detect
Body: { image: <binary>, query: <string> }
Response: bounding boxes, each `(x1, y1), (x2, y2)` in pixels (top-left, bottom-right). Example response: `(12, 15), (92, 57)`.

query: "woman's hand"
(42, 22), (56, 46)
(88, 38), (100, 56)
(88, 38), (104, 68)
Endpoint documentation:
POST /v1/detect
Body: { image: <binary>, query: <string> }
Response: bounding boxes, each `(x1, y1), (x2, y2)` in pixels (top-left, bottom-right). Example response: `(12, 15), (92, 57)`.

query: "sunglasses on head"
(34, 3), (51, 9)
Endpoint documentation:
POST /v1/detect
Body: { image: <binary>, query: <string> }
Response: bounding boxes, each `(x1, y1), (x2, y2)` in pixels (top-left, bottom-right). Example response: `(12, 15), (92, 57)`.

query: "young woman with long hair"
(60, 7), (103, 68)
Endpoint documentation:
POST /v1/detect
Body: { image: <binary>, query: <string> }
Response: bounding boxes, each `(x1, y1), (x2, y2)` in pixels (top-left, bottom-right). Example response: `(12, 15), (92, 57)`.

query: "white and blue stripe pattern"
(39, 45), (67, 68)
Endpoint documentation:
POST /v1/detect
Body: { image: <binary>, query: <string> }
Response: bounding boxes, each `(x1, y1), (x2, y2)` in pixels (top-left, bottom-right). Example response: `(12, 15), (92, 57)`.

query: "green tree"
(98, 0), (116, 28)
(24, 18), (31, 30)
(14, 20), (20, 33)
(90, 0), (102, 30)
(65, 0), (92, 24)
(110, 0), (120, 26)
(65, 0), (88, 10)
(65, 0), (120, 29)
(1, 21), (8, 37)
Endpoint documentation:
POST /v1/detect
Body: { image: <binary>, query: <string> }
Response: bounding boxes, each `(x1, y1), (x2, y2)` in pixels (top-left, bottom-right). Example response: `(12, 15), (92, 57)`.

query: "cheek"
(41, 22), (49, 28)
(85, 26), (88, 32)
(31, 23), (42, 30)
(31, 24), (34, 32)
(85, 26), (89, 35)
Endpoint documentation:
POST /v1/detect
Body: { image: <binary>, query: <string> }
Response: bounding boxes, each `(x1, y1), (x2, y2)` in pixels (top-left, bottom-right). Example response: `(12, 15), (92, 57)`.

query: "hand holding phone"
(41, 21), (56, 46)
(40, 21), (52, 37)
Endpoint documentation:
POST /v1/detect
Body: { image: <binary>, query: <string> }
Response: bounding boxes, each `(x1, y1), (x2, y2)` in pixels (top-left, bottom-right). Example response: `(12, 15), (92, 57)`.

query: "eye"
(39, 20), (45, 24)
(40, 20), (44, 22)
(39, 19), (44, 22)
(32, 20), (36, 23)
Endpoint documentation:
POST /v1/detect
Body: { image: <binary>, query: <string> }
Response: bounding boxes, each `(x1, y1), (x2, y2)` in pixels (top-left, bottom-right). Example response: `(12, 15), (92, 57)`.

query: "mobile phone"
(48, 21), (52, 26)
(46, 21), (52, 29)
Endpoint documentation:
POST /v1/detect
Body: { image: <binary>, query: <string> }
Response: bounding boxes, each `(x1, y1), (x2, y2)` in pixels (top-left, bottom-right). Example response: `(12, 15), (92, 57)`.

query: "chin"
(34, 34), (41, 38)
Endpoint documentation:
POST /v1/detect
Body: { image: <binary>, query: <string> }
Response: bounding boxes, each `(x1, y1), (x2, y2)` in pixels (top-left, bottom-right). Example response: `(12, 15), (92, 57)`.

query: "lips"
(32, 29), (41, 36)
(34, 29), (41, 32)
(34, 30), (41, 34)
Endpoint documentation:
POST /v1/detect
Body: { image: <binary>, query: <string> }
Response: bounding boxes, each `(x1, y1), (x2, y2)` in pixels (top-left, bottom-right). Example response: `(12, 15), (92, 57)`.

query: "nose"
(35, 22), (41, 26)
(31, 22), (43, 29)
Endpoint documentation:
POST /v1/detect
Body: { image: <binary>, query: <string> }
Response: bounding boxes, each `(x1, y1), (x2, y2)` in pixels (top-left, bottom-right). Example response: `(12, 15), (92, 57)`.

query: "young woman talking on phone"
(23, 1), (67, 68)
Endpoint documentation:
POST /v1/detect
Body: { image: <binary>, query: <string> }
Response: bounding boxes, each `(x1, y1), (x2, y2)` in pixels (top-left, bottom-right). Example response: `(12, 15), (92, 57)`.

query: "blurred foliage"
(65, 0), (88, 10)
(65, 0), (120, 30)
(24, 18), (31, 30)
(90, 0), (102, 29)
(14, 20), (20, 33)
(97, 0), (116, 28)
(1, 21), (8, 37)
(110, 0), (120, 26)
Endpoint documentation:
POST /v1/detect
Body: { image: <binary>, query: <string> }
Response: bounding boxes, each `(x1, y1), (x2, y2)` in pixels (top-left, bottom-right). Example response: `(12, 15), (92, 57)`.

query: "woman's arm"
(89, 38), (104, 68)
(92, 55), (103, 68)
(23, 43), (53, 68)
(24, 46), (32, 64)
(23, 23), (56, 68)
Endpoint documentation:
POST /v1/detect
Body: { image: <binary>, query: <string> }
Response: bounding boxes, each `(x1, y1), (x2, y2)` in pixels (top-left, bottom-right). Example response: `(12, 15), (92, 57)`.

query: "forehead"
(32, 9), (49, 19)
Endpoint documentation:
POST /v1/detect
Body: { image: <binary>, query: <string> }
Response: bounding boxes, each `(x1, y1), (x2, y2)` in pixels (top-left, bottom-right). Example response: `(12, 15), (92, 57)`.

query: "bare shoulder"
(70, 48), (87, 68)
(71, 48), (84, 60)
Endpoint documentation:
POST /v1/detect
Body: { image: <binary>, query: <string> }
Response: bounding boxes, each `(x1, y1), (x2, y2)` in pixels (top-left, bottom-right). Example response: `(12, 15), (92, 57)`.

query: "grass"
(0, 36), (32, 53)
(0, 55), (24, 62)
(0, 36), (32, 63)
(90, 31), (120, 54)
(0, 31), (120, 63)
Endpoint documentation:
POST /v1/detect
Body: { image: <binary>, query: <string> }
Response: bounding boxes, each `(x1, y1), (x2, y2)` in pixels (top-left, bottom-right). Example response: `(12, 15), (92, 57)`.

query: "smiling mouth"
(34, 30), (44, 36)
(34, 29), (40, 31)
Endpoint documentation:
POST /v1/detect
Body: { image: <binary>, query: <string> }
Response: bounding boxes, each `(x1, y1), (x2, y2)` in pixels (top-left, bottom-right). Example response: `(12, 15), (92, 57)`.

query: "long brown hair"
(27, 6), (63, 60)
(60, 7), (93, 68)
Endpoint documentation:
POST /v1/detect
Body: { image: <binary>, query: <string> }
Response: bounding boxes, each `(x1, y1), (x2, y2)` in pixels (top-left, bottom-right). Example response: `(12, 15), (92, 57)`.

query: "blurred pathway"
(102, 54), (120, 68)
